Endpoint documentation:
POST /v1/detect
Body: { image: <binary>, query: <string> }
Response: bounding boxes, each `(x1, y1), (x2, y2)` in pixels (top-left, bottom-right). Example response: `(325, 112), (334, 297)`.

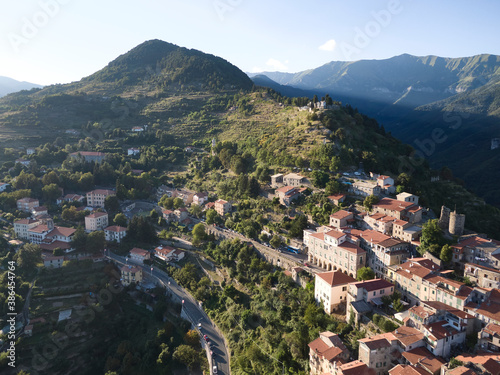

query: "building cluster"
(304, 182), (500, 374)
(12, 187), (126, 267)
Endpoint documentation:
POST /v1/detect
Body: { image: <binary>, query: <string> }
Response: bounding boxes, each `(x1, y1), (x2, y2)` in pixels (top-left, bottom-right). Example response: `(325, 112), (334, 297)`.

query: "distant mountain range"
(0, 76), (42, 97)
(250, 54), (500, 206)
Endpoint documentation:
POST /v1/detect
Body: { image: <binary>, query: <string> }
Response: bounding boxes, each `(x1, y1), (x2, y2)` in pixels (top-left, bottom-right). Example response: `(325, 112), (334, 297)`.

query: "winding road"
(107, 252), (230, 375)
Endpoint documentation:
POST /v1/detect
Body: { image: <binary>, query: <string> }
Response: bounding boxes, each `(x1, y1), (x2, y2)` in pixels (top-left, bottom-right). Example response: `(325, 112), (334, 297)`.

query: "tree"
(86, 231), (105, 253)
(192, 223), (206, 246)
(270, 235), (282, 249)
(78, 172), (94, 191)
(15, 243), (41, 273)
(42, 183), (61, 203)
(311, 170), (330, 188)
(448, 358), (463, 370)
(173, 197), (184, 209)
(392, 298), (404, 312)
(325, 179), (342, 196)
(189, 204), (202, 218)
(172, 344), (199, 370)
(184, 330), (200, 346)
(363, 194), (379, 211)
(419, 219), (445, 255)
(440, 244), (452, 263)
(71, 227), (87, 252)
(159, 196), (174, 209)
(357, 267), (375, 281)
(288, 215), (308, 238)
(113, 213), (127, 227)
(205, 209), (217, 225)
(104, 195), (120, 213)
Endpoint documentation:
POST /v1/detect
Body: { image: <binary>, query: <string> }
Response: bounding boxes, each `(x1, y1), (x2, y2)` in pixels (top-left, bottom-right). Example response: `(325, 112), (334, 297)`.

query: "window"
(342, 286), (347, 291)
(373, 292), (376, 296)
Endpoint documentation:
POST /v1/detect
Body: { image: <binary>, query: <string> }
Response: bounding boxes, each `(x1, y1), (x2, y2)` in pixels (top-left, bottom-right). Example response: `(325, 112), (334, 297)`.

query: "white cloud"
(319, 39), (337, 51)
(250, 66), (264, 73)
(266, 58), (288, 71)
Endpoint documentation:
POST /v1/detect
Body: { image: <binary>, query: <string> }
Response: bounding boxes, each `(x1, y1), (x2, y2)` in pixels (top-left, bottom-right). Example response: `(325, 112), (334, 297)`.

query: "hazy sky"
(1, 0), (499, 85)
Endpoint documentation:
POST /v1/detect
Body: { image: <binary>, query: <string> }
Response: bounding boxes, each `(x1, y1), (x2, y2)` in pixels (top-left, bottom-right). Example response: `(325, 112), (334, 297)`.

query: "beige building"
(14, 218), (40, 239)
(396, 192), (419, 205)
(315, 271), (357, 314)
(121, 265), (142, 286)
(478, 322), (500, 352)
(329, 210), (354, 229)
(214, 199), (232, 216)
(392, 220), (422, 244)
(104, 225), (127, 243)
(347, 279), (394, 321)
(275, 186), (301, 206)
(283, 173), (305, 186)
(364, 213), (396, 235)
(350, 180), (381, 197)
(70, 151), (106, 163)
(86, 189), (115, 208)
(270, 173), (284, 187)
(130, 248), (150, 264)
(464, 263), (500, 289)
(327, 194), (346, 206)
(372, 198), (422, 224)
(358, 326), (425, 375)
(17, 197), (39, 212)
(85, 212), (109, 232)
(309, 331), (350, 375)
(304, 229), (366, 278)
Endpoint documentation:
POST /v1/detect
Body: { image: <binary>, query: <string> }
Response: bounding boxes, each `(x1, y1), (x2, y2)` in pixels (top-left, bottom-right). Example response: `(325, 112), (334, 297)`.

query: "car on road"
(213, 365), (218, 374)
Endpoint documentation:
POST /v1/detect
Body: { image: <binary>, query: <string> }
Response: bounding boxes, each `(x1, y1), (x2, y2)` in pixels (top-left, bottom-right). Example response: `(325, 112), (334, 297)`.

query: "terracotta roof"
(359, 229), (391, 244)
(423, 300), (474, 319)
(359, 333), (393, 350)
(465, 262), (500, 274)
(389, 364), (429, 375)
(215, 199), (228, 204)
(39, 241), (71, 251)
(316, 271), (357, 287)
(104, 225), (127, 232)
(448, 366), (478, 375)
(409, 305), (432, 320)
(484, 322), (500, 336)
(44, 255), (65, 262)
(330, 210), (353, 220)
(374, 198), (415, 212)
(29, 224), (50, 233)
(50, 226), (76, 237)
(407, 206), (422, 213)
(456, 351), (500, 365)
(392, 326), (424, 347)
(121, 265), (141, 273)
(338, 241), (366, 255)
(402, 347), (445, 374)
(325, 229), (346, 239)
(17, 197), (38, 203)
(379, 238), (404, 248)
(15, 218), (38, 225)
(32, 206), (47, 212)
(393, 219), (409, 227)
(310, 232), (325, 241)
(423, 320), (458, 341)
(130, 248), (149, 257)
(155, 246), (175, 257)
(424, 275), (464, 289)
(482, 358), (500, 375)
(353, 278), (393, 292)
(339, 360), (375, 375)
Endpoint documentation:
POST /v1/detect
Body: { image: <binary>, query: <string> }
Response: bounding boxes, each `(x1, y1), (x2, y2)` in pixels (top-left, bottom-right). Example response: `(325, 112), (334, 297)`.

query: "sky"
(1, 0), (500, 86)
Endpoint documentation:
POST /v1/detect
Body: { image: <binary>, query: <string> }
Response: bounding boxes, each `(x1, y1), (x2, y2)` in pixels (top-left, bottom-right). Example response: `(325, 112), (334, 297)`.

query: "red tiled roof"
(88, 189), (115, 195)
(448, 367), (478, 375)
(389, 364), (431, 375)
(392, 326), (424, 347)
(423, 320), (458, 341)
(330, 210), (352, 220)
(29, 224), (50, 233)
(121, 265), (141, 273)
(402, 347), (445, 374)
(338, 241), (366, 255)
(130, 248), (149, 257)
(104, 225), (127, 232)
(484, 322), (500, 336)
(325, 229), (346, 239)
(353, 278), (393, 292)
(374, 198), (415, 212)
(50, 226), (76, 237)
(316, 271), (357, 287)
(215, 199), (228, 204)
(39, 241), (71, 251)
(15, 218), (38, 225)
(359, 229), (391, 244)
(310, 232), (325, 241)
(339, 360), (375, 375)
(378, 238), (404, 248)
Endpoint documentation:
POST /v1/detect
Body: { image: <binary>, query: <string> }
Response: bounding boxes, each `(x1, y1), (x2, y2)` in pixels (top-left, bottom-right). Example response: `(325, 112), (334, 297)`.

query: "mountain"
(0, 39), (253, 143)
(0, 76), (42, 97)
(250, 54), (500, 206)
(251, 74), (313, 98)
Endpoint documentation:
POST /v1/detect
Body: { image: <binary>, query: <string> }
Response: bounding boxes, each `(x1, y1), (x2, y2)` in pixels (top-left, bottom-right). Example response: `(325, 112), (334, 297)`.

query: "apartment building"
(329, 210), (354, 229)
(283, 173), (306, 186)
(104, 225), (127, 243)
(315, 271), (357, 314)
(309, 331), (350, 375)
(304, 228), (366, 278)
(14, 218), (40, 239)
(70, 151), (106, 163)
(85, 212), (109, 232)
(372, 198), (423, 224)
(17, 197), (39, 212)
(121, 265), (142, 286)
(214, 199), (232, 216)
(275, 186), (301, 206)
(86, 189), (115, 208)
(464, 263), (500, 289)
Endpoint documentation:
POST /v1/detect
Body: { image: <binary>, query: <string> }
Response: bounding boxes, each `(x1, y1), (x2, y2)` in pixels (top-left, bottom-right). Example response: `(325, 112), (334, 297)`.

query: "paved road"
(108, 252), (230, 375)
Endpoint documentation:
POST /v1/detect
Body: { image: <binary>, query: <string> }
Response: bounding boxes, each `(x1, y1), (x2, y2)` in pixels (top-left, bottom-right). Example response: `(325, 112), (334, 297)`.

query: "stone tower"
(449, 210), (465, 236)
(438, 206), (451, 230)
